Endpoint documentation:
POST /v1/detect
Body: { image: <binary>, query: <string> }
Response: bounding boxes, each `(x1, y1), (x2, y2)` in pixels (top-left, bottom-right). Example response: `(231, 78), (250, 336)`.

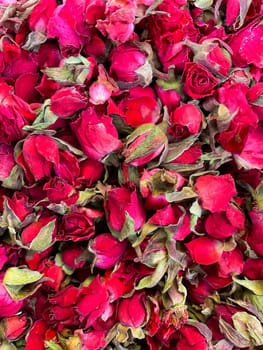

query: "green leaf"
(3, 267), (43, 300)
(135, 258), (168, 289)
(253, 183), (263, 211)
(2, 165), (24, 190)
(219, 317), (250, 348)
(132, 222), (157, 247)
(163, 135), (199, 163)
(44, 341), (63, 350)
(193, 0), (213, 9)
(233, 277), (263, 295)
(4, 267), (43, 286)
(29, 219), (56, 252)
(166, 187), (197, 203)
(232, 312), (263, 346)
(119, 213), (136, 242)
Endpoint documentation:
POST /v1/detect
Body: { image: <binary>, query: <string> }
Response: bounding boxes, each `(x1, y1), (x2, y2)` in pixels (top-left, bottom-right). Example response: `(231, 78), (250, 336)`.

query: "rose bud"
(77, 276), (109, 328)
(43, 177), (79, 205)
(77, 159), (104, 188)
(89, 64), (119, 105)
(149, 204), (191, 240)
(155, 83), (181, 113)
(49, 285), (80, 329)
(53, 150), (80, 185)
(243, 258), (263, 280)
(0, 276), (23, 317)
(50, 86), (87, 118)
(140, 168), (185, 209)
(5, 192), (33, 223)
(168, 103), (202, 140)
(184, 39), (232, 77)
(29, 0), (57, 33)
(108, 86), (160, 128)
(123, 123), (168, 167)
(216, 248), (244, 278)
(74, 329), (106, 350)
(71, 107), (122, 161)
(247, 209), (263, 256)
(0, 144), (15, 182)
(59, 207), (103, 242)
(194, 174), (237, 213)
(105, 186), (146, 234)
(0, 104), (26, 144)
(61, 245), (86, 269)
(234, 127), (263, 170)
(21, 215), (57, 252)
(2, 313), (29, 341)
(21, 134), (59, 182)
(118, 292), (146, 328)
(89, 233), (127, 269)
(187, 278), (214, 304)
(177, 325), (208, 350)
(97, 0), (136, 43)
(228, 18), (263, 68)
(182, 62), (219, 99)
(185, 236), (224, 265)
(109, 42), (152, 85)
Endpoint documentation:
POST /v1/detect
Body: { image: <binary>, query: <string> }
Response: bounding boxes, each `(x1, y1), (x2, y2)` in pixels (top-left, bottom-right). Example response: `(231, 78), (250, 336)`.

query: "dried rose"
(185, 236), (224, 265)
(118, 292), (146, 327)
(21, 215), (57, 252)
(50, 86), (87, 118)
(59, 207), (103, 241)
(108, 86), (160, 127)
(182, 62), (219, 99)
(105, 186), (146, 234)
(168, 104), (203, 139)
(2, 313), (29, 341)
(71, 107), (122, 161)
(89, 233), (127, 269)
(140, 168), (185, 209)
(20, 135), (59, 182)
(123, 123), (167, 166)
(76, 276), (110, 328)
(109, 42), (152, 85)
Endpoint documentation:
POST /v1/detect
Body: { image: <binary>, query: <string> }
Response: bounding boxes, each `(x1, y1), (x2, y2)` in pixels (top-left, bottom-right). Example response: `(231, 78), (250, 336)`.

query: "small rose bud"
(89, 233), (127, 269)
(118, 292), (146, 328)
(109, 42), (152, 86)
(123, 123), (167, 167)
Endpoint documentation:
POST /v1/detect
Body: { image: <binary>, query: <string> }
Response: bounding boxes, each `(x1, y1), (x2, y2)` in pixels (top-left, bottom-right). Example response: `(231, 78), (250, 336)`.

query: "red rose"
(77, 159), (104, 188)
(44, 177), (79, 205)
(77, 276), (110, 328)
(21, 135), (59, 182)
(123, 123), (167, 167)
(89, 233), (127, 269)
(185, 237), (224, 265)
(108, 86), (160, 127)
(148, 1), (198, 71)
(2, 313), (29, 341)
(182, 62), (219, 99)
(50, 87), (87, 118)
(105, 186), (146, 233)
(168, 103), (202, 139)
(21, 215), (57, 252)
(0, 144), (15, 181)
(59, 207), (103, 241)
(71, 107), (122, 161)
(118, 292), (146, 327)
(109, 42), (151, 84)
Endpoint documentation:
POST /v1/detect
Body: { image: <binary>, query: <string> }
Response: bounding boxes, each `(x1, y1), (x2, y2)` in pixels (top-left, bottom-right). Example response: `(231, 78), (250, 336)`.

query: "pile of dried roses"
(0, 0), (263, 349)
